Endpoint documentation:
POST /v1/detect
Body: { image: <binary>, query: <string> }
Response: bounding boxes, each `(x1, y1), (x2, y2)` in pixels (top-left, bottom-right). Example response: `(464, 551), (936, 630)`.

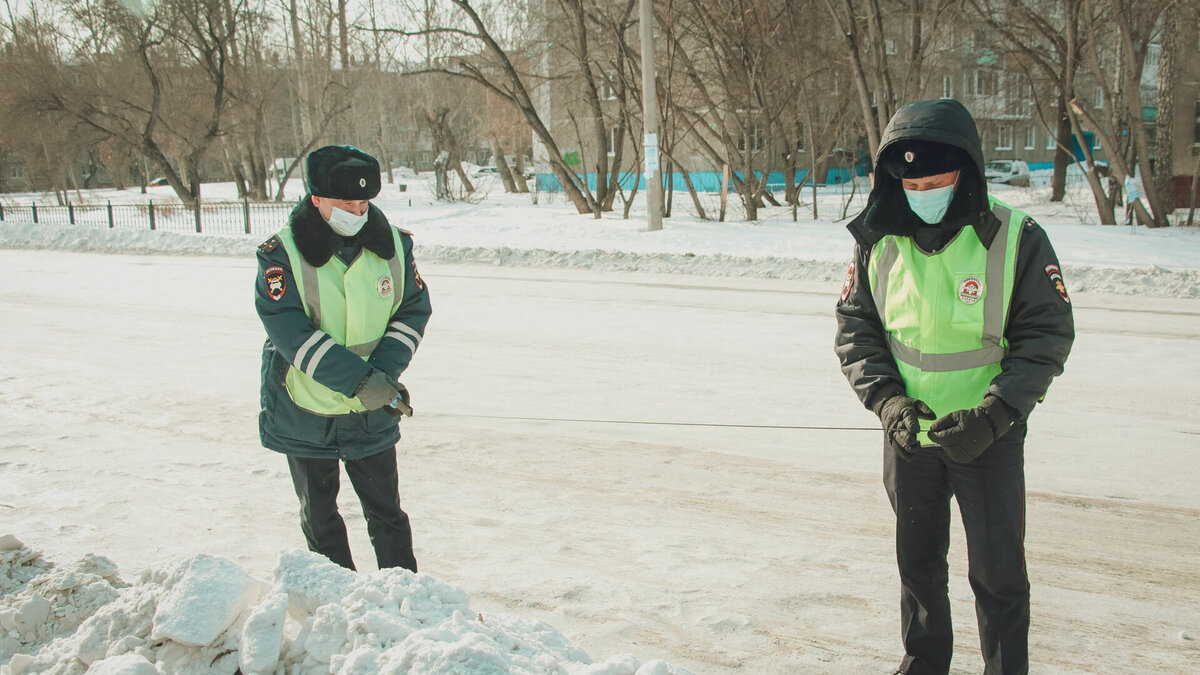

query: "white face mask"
(326, 204), (368, 236)
(903, 183), (956, 225)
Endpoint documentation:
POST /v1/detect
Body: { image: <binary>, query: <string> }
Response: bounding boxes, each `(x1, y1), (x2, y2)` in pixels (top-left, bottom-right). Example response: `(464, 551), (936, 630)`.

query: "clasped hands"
(354, 369), (413, 417)
(874, 391), (1014, 463)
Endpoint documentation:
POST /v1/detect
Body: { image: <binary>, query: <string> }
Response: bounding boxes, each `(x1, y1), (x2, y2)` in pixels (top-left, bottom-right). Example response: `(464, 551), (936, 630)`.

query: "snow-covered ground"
(1, 175), (1199, 674)
(3, 170), (1199, 296)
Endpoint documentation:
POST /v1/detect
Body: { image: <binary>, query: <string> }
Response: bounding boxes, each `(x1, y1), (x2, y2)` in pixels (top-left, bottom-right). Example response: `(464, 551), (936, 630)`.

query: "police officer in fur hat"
(254, 145), (431, 573)
(834, 100), (1074, 674)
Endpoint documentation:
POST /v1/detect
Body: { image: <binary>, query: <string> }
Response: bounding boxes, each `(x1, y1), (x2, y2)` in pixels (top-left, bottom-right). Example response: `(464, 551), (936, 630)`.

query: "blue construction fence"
(535, 168), (865, 194)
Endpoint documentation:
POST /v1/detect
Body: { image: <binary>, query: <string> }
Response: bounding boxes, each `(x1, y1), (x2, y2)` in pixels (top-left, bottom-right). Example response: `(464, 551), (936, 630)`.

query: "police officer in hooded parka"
(834, 99), (1074, 674)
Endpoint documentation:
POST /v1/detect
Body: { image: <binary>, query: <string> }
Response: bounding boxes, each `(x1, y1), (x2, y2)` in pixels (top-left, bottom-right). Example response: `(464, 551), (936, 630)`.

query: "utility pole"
(639, 0), (662, 231)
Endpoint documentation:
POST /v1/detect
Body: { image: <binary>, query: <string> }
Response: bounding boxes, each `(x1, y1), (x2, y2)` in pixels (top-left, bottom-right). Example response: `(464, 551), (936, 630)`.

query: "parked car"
(471, 165), (533, 181)
(149, 176), (170, 186)
(983, 159), (1030, 187)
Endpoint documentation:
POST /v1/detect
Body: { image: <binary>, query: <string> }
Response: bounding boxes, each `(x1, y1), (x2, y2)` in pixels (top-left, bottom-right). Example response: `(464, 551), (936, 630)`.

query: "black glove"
(383, 384), (413, 418)
(927, 395), (1016, 463)
(354, 369), (404, 411)
(873, 393), (936, 461)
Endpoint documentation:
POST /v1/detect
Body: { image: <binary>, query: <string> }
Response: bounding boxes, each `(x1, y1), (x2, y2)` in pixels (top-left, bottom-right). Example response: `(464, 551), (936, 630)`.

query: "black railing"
(0, 199), (295, 236)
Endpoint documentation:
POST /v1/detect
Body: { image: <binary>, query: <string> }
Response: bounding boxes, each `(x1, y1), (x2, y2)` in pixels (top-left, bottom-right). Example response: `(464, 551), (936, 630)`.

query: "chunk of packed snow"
(149, 553), (261, 647)
(0, 541), (693, 675)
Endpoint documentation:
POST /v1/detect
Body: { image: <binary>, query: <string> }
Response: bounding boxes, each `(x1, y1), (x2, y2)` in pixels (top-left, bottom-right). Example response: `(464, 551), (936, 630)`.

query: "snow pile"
(0, 537), (691, 675)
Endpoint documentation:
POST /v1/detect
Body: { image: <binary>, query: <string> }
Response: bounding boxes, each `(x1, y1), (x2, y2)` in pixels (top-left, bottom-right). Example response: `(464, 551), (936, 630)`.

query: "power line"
(432, 413), (881, 431)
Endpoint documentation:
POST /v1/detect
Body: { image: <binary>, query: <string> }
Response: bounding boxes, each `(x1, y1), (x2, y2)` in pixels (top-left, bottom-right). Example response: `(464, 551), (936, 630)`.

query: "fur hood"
(286, 196), (396, 267)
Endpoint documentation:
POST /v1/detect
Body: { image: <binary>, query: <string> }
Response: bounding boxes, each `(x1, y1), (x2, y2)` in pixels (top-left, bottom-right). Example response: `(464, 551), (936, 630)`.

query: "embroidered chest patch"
(264, 266), (286, 301)
(958, 276), (983, 304)
(378, 276), (393, 298)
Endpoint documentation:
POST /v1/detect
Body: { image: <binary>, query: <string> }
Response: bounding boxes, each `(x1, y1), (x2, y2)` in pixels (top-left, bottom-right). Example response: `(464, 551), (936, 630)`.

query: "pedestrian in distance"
(834, 99), (1074, 675)
(255, 144), (432, 573)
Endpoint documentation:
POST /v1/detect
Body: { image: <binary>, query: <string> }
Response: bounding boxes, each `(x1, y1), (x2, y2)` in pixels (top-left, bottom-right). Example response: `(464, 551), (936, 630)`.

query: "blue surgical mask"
(904, 183), (956, 224)
(326, 205), (368, 236)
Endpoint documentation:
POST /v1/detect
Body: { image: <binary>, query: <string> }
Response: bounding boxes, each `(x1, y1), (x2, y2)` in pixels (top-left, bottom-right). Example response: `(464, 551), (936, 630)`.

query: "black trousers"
(884, 424), (1029, 675)
(287, 447), (417, 573)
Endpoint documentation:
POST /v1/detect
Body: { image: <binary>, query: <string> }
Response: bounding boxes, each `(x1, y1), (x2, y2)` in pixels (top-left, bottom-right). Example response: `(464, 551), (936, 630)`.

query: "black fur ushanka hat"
(306, 145), (381, 200)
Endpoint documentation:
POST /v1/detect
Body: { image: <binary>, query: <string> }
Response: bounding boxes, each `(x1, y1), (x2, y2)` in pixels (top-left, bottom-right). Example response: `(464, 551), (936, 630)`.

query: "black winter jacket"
(834, 100), (1074, 419)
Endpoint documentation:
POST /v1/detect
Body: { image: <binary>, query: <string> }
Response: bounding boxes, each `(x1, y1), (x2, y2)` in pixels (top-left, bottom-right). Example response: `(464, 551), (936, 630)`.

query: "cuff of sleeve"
(868, 382), (907, 416)
(982, 394), (1018, 430)
(984, 388), (1026, 421)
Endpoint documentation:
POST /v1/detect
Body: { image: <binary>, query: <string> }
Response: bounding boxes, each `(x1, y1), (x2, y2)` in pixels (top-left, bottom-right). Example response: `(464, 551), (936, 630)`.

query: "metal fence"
(0, 199), (295, 236)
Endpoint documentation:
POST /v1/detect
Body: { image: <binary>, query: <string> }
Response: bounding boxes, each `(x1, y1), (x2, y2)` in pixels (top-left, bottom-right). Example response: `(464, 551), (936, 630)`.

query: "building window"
(738, 121), (764, 152)
(9, 164), (22, 180)
(967, 69), (998, 96)
(1046, 132), (1056, 150)
(795, 123), (806, 152)
(942, 75), (953, 99)
(1025, 126), (1036, 150)
(1145, 44), (1160, 71)
(885, 39), (897, 55)
(606, 127), (619, 156)
(599, 79), (616, 101)
(996, 126), (1013, 150)
(1095, 87), (1104, 110)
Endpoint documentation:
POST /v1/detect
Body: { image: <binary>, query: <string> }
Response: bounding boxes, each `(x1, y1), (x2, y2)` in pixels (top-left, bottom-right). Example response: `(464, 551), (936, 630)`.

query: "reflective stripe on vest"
(868, 200), (1023, 440)
(276, 225), (406, 415)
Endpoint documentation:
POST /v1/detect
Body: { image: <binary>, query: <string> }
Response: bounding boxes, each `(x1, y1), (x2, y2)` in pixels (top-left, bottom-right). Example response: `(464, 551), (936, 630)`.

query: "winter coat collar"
(288, 196), (396, 267)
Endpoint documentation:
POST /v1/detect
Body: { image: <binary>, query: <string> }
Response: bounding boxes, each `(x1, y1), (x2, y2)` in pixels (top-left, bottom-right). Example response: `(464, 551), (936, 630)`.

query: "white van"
(984, 159), (1030, 187)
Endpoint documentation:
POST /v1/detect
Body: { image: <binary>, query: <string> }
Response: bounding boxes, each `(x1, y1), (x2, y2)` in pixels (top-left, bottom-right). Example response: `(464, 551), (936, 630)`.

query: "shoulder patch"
(264, 265), (287, 301)
(1045, 263), (1070, 304)
(259, 235), (281, 253)
(839, 261), (855, 303)
(412, 259), (425, 290)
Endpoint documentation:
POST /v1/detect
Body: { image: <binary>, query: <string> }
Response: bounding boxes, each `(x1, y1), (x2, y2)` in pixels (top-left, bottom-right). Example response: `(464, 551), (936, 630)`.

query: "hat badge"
(359, 178), (366, 187)
(904, 150), (915, 163)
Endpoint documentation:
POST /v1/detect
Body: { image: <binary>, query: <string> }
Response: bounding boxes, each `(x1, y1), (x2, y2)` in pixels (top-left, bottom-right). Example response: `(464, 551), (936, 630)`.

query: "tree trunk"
(1110, 0), (1168, 226)
(1051, 97), (1073, 202)
(825, 0), (882, 162)
(1186, 154), (1200, 226)
(513, 154), (529, 193)
(662, 147), (706, 220)
(1068, 99), (1117, 223)
(489, 138), (518, 193)
(1151, 0), (1180, 217)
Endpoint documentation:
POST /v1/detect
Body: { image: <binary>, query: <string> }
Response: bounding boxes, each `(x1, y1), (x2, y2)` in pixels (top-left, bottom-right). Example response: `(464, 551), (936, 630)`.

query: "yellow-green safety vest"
(868, 199), (1024, 445)
(277, 225), (406, 415)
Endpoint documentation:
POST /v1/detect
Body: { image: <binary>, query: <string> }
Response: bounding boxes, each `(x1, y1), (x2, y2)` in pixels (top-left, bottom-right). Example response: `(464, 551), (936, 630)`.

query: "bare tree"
(378, 0), (601, 214)
(1149, 0), (1181, 214)
(659, 0), (793, 221)
(6, 0), (247, 205)
(1074, 0), (1171, 227)
(477, 87), (533, 193)
(823, 0), (886, 161)
(969, 0), (1089, 203)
